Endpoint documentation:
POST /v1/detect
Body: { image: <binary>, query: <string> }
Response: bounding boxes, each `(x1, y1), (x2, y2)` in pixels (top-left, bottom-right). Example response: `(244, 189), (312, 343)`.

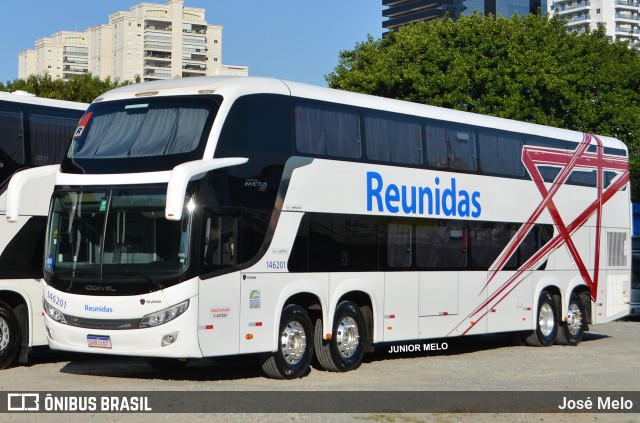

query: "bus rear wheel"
(555, 293), (585, 346)
(314, 301), (365, 372)
(0, 300), (21, 370)
(260, 304), (313, 379)
(525, 291), (558, 347)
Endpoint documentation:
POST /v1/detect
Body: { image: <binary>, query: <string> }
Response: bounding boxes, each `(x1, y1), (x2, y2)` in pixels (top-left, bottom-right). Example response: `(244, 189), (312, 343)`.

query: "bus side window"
(0, 110), (24, 164)
(425, 123), (477, 171)
(387, 222), (412, 268)
(294, 102), (361, 159)
(203, 213), (237, 267)
(29, 114), (80, 165)
(416, 220), (467, 269)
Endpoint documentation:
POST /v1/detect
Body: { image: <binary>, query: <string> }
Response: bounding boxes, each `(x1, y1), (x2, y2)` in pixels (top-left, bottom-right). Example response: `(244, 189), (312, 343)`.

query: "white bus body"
(0, 92), (87, 368)
(41, 77), (631, 378)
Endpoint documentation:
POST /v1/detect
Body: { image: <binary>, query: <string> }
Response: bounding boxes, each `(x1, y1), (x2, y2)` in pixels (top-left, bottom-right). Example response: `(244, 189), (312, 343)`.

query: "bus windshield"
(45, 190), (192, 286)
(62, 96), (220, 174)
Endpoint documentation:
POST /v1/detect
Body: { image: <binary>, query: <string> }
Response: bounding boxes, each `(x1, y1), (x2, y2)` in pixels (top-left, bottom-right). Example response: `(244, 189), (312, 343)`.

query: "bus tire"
(146, 357), (189, 371)
(525, 291), (558, 347)
(260, 304), (313, 379)
(0, 300), (21, 370)
(314, 301), (365, 372)
(555, 293), (585, 346)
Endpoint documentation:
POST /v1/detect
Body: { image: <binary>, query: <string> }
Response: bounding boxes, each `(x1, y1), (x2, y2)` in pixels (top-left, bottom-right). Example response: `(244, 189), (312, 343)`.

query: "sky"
(1, 0), (384, 87)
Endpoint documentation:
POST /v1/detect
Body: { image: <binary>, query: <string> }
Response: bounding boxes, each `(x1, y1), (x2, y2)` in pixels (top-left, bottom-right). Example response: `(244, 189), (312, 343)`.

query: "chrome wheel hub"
(539, 302), (555, 337)
(280, 320), (307, 365)
(566, 302), (582, 336)
(336, 316), (359, 358)
(0, 317), (10, 352)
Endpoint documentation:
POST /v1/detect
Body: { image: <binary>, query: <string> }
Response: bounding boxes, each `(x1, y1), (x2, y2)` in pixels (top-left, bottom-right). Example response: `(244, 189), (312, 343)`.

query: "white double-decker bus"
(0, 91), (86, 368)
(41, 77), (631, 379)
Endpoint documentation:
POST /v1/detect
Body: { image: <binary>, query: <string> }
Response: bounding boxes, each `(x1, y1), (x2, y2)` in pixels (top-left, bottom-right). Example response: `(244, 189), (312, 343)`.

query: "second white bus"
(0, 91), (87, 369)
(41, 77), (631, 378)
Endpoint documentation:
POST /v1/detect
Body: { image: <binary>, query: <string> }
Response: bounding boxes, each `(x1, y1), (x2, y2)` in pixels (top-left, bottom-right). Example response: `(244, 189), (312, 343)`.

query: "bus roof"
(0, 91), (88, 110)
(94, 76), (627, 151)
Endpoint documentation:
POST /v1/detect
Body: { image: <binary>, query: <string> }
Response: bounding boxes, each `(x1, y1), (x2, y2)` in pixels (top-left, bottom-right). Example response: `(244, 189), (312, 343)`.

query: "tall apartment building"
(548, 0), (640, 49)
(383, 0), (546, 31)
(383, 0), (467, 31)
(18, 0), (248, 82)
(463, 0), (547, 16)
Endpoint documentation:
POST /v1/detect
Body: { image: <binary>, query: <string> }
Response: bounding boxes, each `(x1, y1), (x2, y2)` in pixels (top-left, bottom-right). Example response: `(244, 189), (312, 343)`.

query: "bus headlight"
(43, 300), (67, 324)
(139, 300), (189, 328)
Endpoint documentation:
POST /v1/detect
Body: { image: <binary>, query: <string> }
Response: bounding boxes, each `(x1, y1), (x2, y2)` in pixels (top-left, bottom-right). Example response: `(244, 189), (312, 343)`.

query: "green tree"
(0, 73), (139, 103)
(326, 13), (640, 199)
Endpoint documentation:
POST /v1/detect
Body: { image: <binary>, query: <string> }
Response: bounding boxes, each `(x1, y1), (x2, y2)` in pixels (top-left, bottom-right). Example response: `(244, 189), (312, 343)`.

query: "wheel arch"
(0, 289), (30, 363)
(570, 284), (592, 327)
(333, 291), (375, 354)
(284, 291), (324, 324)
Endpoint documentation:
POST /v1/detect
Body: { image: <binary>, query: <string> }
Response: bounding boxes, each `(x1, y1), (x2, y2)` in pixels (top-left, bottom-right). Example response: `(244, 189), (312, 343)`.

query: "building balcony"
(182, 53), (206, 62)
(145, 22), (172, 32)
(144, 69), (172, 78)
(63, 58), (89, 65)
(182, 46), (207, 54)
(145, 34), (172, 43)
(182, 64), (206, 72)
(183, 23), (207, 34)
(615, 26), (640, 34)
(616, 13), (640, 21)
(144, 50), (171, 60)
(183, 36), (206, 45)
(144, 13), (171, 21)
(556, 1), (591, 13)
(144, 42), (172, 51)
(182, 72), (207, 78)
(566, 18), (591, 28)
(63, 65), (88, 73)
(144, 60), (171, 68)
(63, 50), (88, 57)
(566, 14), (591, 22)
(616, 0), (640, 9)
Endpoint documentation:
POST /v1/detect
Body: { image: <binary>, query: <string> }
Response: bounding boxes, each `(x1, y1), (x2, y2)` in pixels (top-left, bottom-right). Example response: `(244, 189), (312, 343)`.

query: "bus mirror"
(5, 165), (59, 222)
(165, 157), (248, 221)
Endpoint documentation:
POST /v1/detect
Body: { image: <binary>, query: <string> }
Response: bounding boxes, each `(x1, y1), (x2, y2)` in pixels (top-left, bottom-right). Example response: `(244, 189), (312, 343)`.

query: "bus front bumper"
(44, 302), (203, 358)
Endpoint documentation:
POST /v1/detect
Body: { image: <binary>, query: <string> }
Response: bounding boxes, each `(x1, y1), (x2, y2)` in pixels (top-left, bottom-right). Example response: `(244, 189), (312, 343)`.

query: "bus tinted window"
(294, 102), (361, 159)
(386, 221), (412, 268)
(415, 220), (467, 269)
(364, 112), (422, 166)
(477, 130), (524, 177)
(424, 123), (477, 171)
(0, 110), (24, 165)
(289, 213), (553, 273)
(29, 114), (79, 165)
(217, 94), (293, 157)
(468, 222), (516, 269)
(73, 104), (210, 159)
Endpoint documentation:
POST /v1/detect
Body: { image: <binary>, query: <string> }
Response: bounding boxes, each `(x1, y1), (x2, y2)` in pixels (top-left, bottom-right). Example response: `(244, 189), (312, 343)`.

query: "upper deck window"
(63, 96), (220, 174)
(294, 102), (361, 159)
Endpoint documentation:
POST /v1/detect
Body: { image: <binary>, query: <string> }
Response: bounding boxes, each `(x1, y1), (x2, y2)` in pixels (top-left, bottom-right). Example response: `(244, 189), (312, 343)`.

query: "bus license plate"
(87, 335), (112, 349)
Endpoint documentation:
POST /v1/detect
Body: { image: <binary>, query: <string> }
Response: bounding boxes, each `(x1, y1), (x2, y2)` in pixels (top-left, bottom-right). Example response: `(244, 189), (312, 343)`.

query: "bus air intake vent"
(607, 232), (627, 267)
(64, 314), (142, 330)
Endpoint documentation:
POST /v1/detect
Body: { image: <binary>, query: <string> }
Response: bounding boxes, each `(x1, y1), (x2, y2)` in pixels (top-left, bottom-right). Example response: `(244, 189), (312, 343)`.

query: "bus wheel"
(260, 304), (313, 379)
(525, 291), (558, 347)
(555, 293), (585, 346)
(0, 300), (21, 370)
(315, 301), (365, 372)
